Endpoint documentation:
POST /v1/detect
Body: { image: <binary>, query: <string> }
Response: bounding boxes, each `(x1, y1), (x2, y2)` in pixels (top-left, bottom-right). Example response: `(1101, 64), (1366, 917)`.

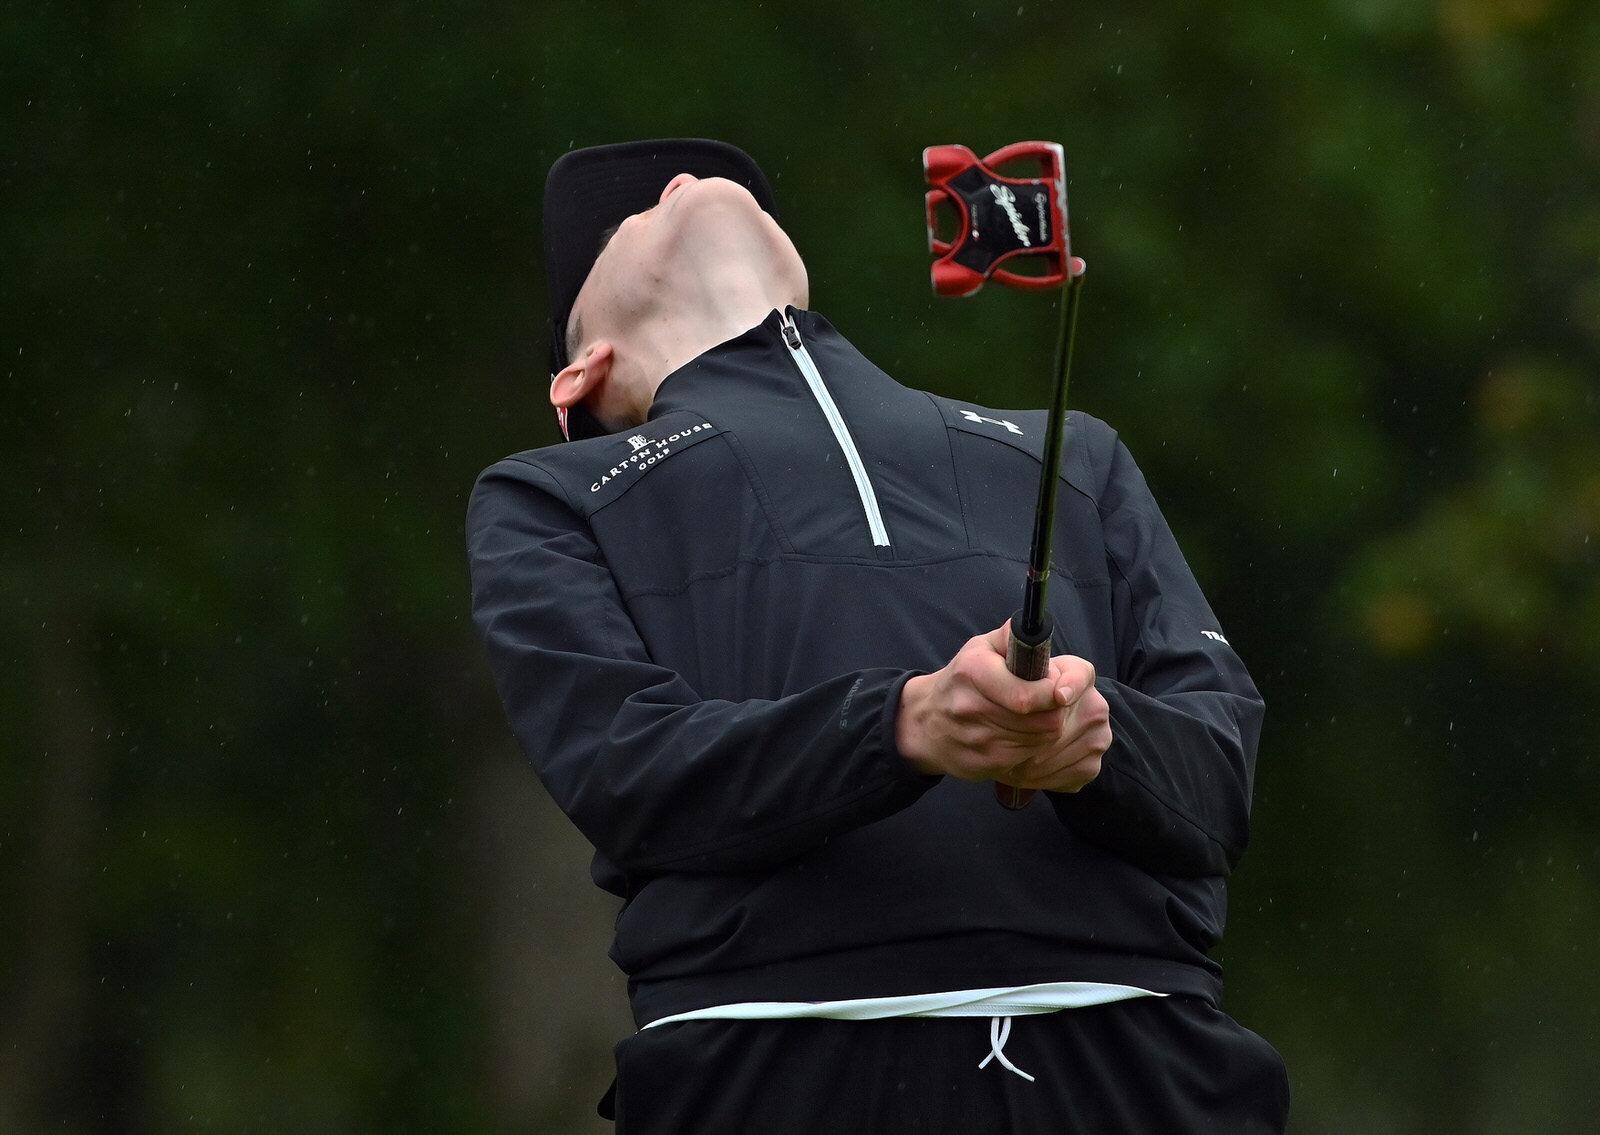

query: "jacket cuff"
(881, 670), (944, 789)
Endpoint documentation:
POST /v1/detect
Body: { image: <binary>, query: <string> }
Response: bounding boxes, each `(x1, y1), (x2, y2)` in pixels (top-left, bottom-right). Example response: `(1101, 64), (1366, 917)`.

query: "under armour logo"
(960, 410), (1024, 435)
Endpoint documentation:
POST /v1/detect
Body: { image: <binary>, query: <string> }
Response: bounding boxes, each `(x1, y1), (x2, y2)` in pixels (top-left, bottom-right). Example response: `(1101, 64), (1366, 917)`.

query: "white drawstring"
(977, 1015), (1035, 1082)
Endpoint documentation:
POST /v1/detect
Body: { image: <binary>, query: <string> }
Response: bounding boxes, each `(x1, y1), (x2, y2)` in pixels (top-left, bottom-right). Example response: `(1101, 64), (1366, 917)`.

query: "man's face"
(566, 173), (806, 353)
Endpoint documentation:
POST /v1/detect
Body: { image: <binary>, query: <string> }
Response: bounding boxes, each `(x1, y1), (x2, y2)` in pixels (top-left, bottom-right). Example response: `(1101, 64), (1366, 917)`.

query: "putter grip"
(1006, 614), (1052, 681)
(997, 610), (1053, 809)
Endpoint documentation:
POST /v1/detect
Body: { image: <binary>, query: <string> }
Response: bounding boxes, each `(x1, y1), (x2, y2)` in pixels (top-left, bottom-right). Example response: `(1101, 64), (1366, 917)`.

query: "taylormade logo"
(989, 184), (1032, 247)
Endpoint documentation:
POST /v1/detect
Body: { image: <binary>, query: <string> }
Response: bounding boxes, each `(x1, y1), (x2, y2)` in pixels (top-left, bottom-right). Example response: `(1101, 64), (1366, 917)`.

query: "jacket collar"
(647, 307), (833, 423)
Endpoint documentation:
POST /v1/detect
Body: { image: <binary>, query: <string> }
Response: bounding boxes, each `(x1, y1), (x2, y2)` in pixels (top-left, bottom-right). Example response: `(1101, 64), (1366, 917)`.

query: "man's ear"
(549, 341), (615, 409)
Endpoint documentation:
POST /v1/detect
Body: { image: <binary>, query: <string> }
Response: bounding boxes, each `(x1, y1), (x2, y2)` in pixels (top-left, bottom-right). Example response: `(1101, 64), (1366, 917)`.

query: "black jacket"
(467, 308), (1264, 1027)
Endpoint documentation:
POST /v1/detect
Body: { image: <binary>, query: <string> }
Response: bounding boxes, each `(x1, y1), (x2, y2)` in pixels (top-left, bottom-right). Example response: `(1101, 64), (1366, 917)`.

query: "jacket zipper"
(780, 313), (891, 548)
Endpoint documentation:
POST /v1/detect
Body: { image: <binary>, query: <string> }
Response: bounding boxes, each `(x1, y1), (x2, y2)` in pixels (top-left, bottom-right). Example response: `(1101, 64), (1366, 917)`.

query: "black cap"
(543, 139), (779, 440)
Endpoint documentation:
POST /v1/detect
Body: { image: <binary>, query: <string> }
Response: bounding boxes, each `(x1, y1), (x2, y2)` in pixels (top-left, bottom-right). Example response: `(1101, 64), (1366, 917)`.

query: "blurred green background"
(4, 1), (1598, 1131)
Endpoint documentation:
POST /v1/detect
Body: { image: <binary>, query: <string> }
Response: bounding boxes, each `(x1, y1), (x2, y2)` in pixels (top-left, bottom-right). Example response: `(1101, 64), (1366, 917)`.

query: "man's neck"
(614, 267), (804, 420)
(581, 181), (810, 428)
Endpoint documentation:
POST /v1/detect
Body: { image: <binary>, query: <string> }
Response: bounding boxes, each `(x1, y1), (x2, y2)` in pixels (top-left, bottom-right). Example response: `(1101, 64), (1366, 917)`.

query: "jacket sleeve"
(1049, 432), (1265, 878)
(466, 457), (937, 879)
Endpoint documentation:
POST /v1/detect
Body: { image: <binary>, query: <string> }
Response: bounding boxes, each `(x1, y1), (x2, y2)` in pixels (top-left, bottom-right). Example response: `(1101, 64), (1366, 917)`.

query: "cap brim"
(544, 139), (779, 440)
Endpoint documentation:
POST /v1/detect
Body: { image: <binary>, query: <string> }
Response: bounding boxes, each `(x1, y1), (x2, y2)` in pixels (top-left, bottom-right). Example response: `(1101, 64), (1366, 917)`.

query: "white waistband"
(640, 981), (1163, 1029)
(640, 981), (1165, 1084)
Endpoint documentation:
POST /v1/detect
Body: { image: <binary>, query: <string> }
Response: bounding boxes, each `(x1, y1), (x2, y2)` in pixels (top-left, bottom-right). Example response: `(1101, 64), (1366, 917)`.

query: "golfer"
(467, 139), (1288, 1133)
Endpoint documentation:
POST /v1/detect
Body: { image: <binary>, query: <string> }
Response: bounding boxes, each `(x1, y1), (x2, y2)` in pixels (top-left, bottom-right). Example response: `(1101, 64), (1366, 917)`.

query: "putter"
(924, 141), (1088, 809)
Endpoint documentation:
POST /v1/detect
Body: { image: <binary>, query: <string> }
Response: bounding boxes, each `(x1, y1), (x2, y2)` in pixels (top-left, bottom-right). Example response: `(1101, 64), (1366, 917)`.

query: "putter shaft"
(1000, 260), (1085, 808)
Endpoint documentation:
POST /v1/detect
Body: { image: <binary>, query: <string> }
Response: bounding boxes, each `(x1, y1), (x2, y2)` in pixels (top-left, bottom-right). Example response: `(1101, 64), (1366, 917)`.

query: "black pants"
(607, 996), (1288, 1133)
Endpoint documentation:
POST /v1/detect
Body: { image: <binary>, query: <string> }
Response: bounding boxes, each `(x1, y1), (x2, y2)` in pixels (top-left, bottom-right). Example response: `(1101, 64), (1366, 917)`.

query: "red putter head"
(924, 141), (1080, 297)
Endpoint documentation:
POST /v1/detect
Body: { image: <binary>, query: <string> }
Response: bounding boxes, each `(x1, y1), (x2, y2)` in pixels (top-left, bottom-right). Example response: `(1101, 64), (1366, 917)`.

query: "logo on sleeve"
(959, 410), (1024, 435)
(589, 421), (714, 493)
